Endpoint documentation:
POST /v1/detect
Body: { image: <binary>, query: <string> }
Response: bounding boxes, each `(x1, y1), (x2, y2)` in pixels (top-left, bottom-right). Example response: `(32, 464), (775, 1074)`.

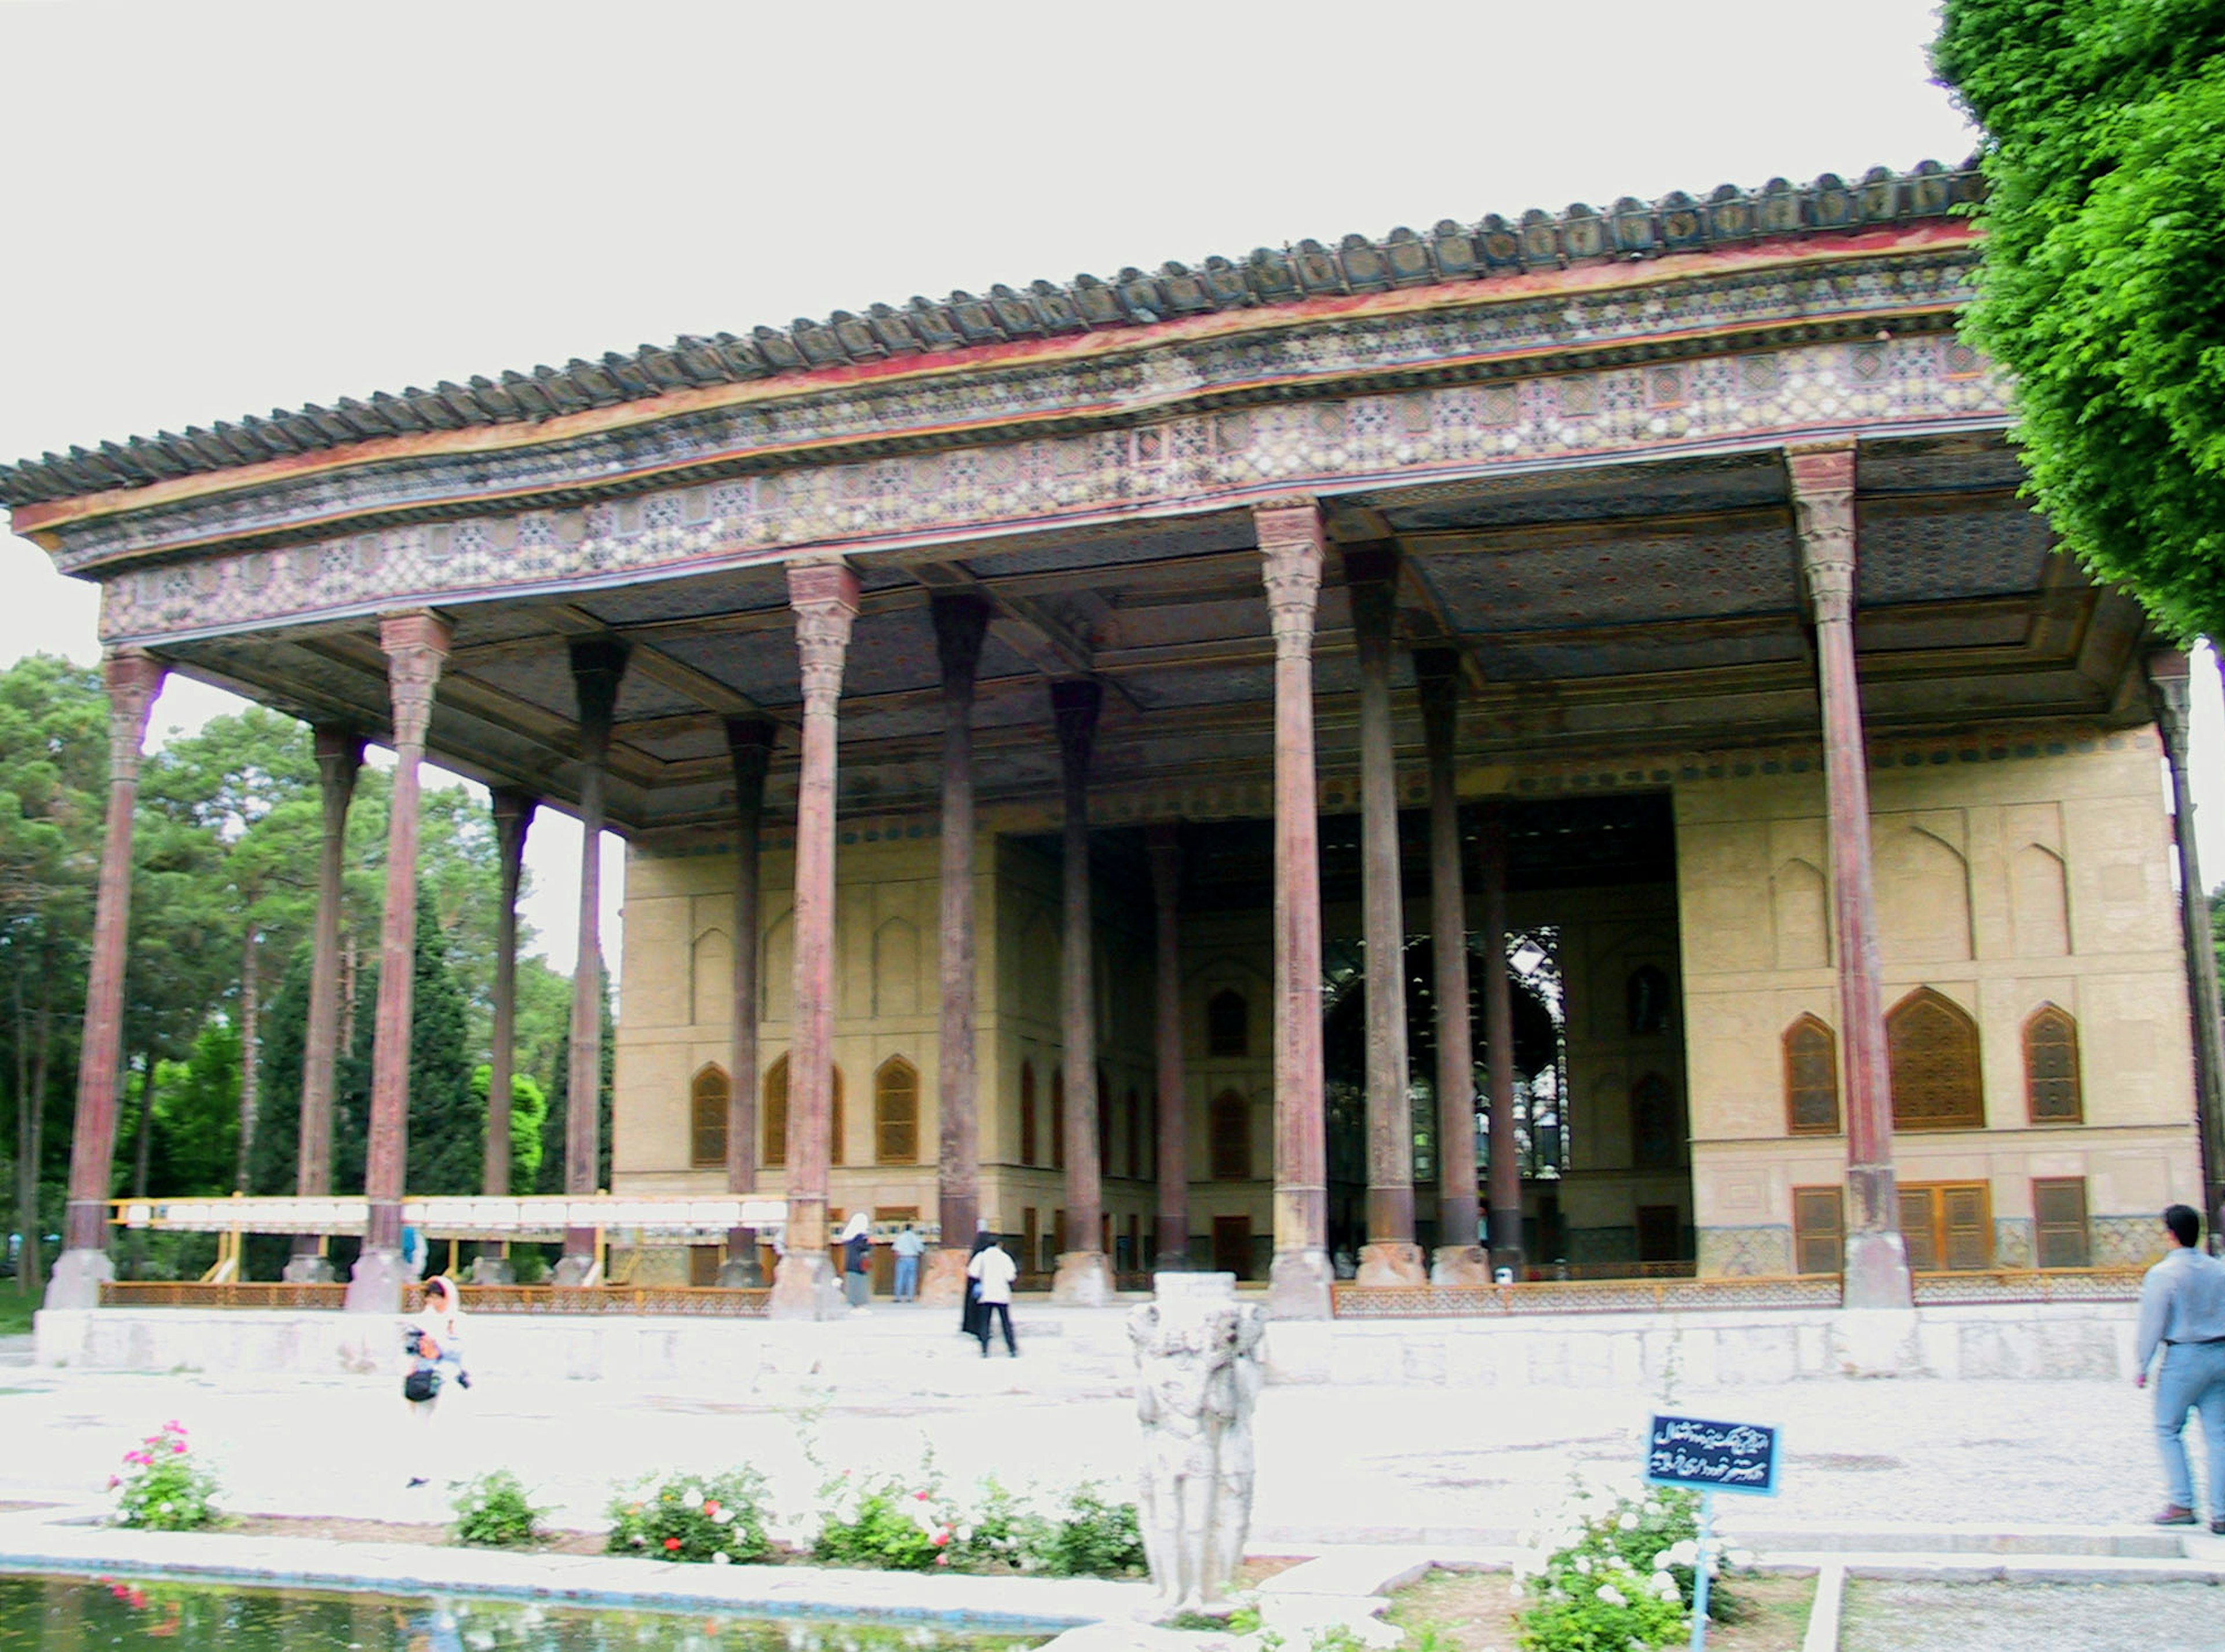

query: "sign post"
(1643, 1414), (1781, 1651)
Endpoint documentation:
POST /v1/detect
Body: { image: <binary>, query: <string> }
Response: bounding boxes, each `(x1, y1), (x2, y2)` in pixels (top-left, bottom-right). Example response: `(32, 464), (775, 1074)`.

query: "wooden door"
(1899, 1182), (1992, 1272)
(1792, 1187), (1844, 1275)
(1212, 1215), (1251, 1279)
(873, 1205), (918, 1294)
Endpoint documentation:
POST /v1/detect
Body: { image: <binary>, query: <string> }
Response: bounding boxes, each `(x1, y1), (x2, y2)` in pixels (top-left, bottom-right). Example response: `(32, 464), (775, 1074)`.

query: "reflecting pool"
(0, 1573), (1053, 1650)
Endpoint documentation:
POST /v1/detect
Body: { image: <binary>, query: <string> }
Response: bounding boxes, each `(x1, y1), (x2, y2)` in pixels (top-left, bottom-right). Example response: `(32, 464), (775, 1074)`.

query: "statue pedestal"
(1429, 1244), (1492, 1285)
(343, 1246), (404, 1315)
(919, 1247), (970, 1306)
(1265, 1248), (1332, 1319)
(282, 1254), (337, 1284)
(469, 1256), (516, 1286)
(1354, 1241), (1427, 1288)
(1051, 1249), (1114, 1305)
(44, 1248), (114, 1311)
(767, 1252), (844, 1319)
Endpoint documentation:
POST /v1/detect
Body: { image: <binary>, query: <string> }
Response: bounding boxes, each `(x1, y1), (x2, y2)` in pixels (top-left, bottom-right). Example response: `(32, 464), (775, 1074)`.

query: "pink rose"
(663, 1537), (682, 1552)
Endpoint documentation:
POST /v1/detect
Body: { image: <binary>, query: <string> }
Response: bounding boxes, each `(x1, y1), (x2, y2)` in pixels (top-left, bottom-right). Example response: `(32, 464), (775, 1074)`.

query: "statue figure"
(1128, 1273), (1265, 1618)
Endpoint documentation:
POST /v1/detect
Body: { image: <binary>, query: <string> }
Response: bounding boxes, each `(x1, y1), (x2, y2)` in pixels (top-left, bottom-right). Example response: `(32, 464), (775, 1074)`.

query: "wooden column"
(1148, 823), (1191, 1270)
(1050, 678), (1112, 1304)
(284, 727), (363, 1284)
(484, 790), (535, 1196)
(721, 718), (775, 1286)
(1790, 443), (1912, 1312)
(46, 648), (165, 1310)
(925, 594), (992, 1305)
(1417, 652), (1487, 1283)
(2146, 651), (2225, 1243)
(346, 611), (449, 1314)
(1258, 500), (1332, 1319)
(1479, 804), (1521, 1277)
(556, 639), (628, 1282)
(768, 561), (858, 1319)
(1346, 548), (1425, 1286)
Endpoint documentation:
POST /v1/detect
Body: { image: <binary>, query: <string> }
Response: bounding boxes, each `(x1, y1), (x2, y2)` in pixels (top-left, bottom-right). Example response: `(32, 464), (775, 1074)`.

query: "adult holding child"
(401, 1275), (471, 1490)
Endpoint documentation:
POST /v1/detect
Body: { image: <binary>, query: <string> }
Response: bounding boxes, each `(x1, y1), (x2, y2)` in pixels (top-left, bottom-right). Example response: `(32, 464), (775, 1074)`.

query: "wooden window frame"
(874, 1056), (919, 1166)
(2022, 1004), (2083, 1125)
(1898, 1180), (1993, 1272)
(1209, 1088), (1251, 1181)
(2033, 1176), (2090, 1268)
(690, 1064), (730, 1170)
(761, 1055), (844, 1168)
(1792, 1185), (1844, 1275)
(1886, 986), (1985, 1132)
(1783, 1014), (1841, 1136)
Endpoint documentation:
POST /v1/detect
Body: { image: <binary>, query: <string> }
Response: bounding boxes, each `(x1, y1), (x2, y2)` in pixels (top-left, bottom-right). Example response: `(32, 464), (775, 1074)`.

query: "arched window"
(2023, 1004), (2082, 1124)
(1210, 1089), (1251, 1181)
(1887, 987), (1984, 1130)
(875, 1056), (919, 1165)
(1784, 1016), (1840, 1136)
(1631, 1073), (1679, 1169)
(1126, 1086), (1141, 1180)
(1627, 965), (1671, 1035)
(1020, 1060), (1038, 1166)
(1208, 989), (1249, 1057)
(691, 1065), (730, 1169)
(1051, 1069), (1066, 1169)
(761, 1055), (845, 1167)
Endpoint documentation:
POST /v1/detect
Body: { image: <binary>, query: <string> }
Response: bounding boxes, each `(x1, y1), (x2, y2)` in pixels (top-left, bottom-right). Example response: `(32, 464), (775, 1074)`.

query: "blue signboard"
(1643, 1414), (1781, 1497)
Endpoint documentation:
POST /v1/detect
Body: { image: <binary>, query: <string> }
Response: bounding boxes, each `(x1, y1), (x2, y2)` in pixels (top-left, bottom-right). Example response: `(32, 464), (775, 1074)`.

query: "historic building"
(8, 161), (2217, 1318)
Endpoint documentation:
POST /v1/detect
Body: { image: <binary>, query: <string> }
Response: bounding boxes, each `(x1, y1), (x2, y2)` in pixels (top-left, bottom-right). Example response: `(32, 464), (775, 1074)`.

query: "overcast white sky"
(2, 0), (2219, 976)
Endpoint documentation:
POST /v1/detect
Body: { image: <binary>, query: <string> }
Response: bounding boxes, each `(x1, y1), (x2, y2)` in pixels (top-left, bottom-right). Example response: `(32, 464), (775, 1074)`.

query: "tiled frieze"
(97, 330), (2005, 646)
(1698, 1224), (1794, 1278)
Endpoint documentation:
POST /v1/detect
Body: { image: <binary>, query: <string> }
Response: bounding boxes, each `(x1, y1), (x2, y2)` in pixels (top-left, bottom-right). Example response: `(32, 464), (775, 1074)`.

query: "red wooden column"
(284, 727), (364, 1284)
(1051, 677), (1112, 1304)
(1789, 443), (1912, 1311)
(1417, 651), (1487, 1283)
(721, 718), (775, 1286)
(1258, 500), (1332, 1319)
(46, 648), (165, 1310)
(346, 611), (450, 1314)
(1346, 548), (1426, 1286)
(925, 593), (992, 1305)
(2145, 651), (2225, 1241)
(556, 639), (629, 1283)
(1479, 803), (1522, 1277)
(1148, 823), (1191, 1270)
(769, 561), (859, 1320)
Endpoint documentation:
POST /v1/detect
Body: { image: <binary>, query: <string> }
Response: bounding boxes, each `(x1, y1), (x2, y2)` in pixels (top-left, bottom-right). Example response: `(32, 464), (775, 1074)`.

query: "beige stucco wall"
(1677, 730), (2203, 1275)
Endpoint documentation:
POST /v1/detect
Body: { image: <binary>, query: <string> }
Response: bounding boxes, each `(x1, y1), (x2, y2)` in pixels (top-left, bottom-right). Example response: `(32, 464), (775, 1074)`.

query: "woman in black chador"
(959, 1223), (995, 1339)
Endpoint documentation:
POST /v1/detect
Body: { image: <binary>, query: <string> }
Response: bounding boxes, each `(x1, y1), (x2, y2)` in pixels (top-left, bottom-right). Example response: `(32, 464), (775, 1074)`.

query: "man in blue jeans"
(891, 1223), (924, 1303)
(2135, 1203), (2225, 1531)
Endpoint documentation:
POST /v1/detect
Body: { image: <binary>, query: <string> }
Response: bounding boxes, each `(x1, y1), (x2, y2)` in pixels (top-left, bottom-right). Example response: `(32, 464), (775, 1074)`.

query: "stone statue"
(1128, 1273), (1265, 1618)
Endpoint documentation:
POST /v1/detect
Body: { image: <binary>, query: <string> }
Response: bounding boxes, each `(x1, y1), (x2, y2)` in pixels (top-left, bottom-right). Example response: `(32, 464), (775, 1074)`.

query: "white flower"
(712, 1508), (735, 1526)
(1596, 1584), (1628, 1608)
(158, 1502), (173, 1514)
(684, 1491), (703, 1511)
(1617, 1512), (1639, 1531)
(1508, 1582), (1525, 1599)
(711, 1551), (731, 1566)
(1664, 1540), (1697, 1566)
(1573, 1555), (1592, 1575)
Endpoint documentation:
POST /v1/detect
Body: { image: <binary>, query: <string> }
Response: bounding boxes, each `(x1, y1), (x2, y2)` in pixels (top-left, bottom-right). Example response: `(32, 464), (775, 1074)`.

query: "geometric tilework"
(1697, 1224), (1793, 1278)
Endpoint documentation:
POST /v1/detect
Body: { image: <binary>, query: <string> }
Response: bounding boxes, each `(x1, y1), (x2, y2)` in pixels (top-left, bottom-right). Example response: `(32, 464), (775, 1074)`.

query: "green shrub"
(812, 1464), (960, 1571)
(1034, 1480), (1146, 1578)
(108, 1421), (219, 1531)
(1515, 1487), (1712, 1651)
(451, 1469), (551, 1548)
(606, 1468), (772, 1565)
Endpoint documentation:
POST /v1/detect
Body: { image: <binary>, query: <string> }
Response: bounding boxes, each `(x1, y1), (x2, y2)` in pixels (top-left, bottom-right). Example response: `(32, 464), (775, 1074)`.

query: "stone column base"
(1355, 1241), (1427, 1287)
(716, 1255), (765, 1288)
(1051, 1249), (1114, 1305)
(44, 1248), (114, 1311)
(282, 1254), (338, 1284)
(1429, 1244), (1493, 1285)
(550, 1252), (600, 1288)
(344, 1246), (404, 1314)
(767, 1252), (844, 1320)
(468, 1256), (516, 1286)
(1833, 1307), (1922, 1376)
(1843, 1228), (1914, 1312)
(919, 1247), (970, 1306)
(1266, 1248), (1333, 1319)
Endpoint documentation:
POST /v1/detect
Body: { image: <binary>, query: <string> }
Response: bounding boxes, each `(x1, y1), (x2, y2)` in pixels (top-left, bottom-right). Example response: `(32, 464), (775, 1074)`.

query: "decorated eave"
(0, 161), (1979, 513)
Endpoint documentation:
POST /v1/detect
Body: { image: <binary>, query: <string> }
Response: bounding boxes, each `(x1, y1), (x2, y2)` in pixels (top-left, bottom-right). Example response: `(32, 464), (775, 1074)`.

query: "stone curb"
(1799, 1561), (1844, 1652)
(1767, 1548), (2225, 1585)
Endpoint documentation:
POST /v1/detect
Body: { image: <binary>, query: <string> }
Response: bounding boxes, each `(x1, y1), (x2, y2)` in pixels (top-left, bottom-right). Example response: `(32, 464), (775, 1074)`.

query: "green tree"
(406, 884), (480, 1197)
(1934, 2), (2225, 643)
(535, 958), (614, 1195)
(472, 1064), (548, 1192)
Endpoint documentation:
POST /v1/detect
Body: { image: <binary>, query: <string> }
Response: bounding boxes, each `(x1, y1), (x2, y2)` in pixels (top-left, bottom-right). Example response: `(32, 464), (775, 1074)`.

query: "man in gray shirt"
(2135, 1203), (2225, 1531)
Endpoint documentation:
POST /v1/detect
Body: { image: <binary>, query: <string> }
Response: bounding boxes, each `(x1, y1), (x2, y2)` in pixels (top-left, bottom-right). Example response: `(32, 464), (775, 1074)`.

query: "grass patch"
(0, 1293), (37, 1336)
(1385, 1566), (1816, 1652)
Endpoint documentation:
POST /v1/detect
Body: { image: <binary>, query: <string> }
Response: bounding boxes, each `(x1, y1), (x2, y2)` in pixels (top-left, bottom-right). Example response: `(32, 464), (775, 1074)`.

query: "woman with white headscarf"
(839, 1210), (873, 1312)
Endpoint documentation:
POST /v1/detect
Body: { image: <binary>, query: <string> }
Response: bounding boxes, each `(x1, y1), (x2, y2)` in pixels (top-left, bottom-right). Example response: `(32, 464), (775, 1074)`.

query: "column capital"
(788, 562), (861, 706)
(312, 724), (367, 772)
(1788, 445), (1858, 626)
(380, 611), (451, 751)
(2146, 648), (2194, 752)
(1051, 677), (1104, 781)
(100, 648), (166, 783)
(489, 786), (539, 833)
(1257, 504), (1325, 654)
(931, 590), (994, 695)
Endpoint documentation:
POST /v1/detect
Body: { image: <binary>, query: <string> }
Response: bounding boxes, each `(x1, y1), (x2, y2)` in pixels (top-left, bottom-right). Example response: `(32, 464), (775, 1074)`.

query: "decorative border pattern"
(98, 333), (2004, 646)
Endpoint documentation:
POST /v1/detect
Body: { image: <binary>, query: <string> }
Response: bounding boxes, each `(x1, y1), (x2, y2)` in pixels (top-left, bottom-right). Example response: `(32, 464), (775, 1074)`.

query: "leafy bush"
(1514, 1487), (1720, 1651)
(1034, 1480), (1146, 1578)
(451, 1469), (551, 1548)
(812, 1463), (962, 1571)
(808, 1461), (1145, 1578)
(606, 1467), (772, 1565)
(108, 1421), (219, 1531)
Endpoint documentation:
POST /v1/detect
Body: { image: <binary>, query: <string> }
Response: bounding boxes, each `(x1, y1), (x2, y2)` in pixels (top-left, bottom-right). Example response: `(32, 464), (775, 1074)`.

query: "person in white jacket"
(966, 1233), (1019, 1358)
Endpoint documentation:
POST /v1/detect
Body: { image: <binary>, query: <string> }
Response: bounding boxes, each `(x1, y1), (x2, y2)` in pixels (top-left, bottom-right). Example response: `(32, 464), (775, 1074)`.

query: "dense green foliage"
(451, 1468), (554, 1548)
(606, 1467), (775, 1564)
(1513, 1487), (1717, 1651)
(0, 654), (597, 1293)
(1935, 1), (2225, 644)
(108, 1421), (221, 1531)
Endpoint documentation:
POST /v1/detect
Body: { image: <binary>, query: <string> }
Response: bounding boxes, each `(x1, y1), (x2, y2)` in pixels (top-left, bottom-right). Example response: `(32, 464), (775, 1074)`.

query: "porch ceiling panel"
(566, 564), (790, 627)
(1854, 499), (2053, 605)
(1358, 452), (1789, 535)
(654, 632), (808, 709)
(1476, 628), (1808, 681)
(1411, 520), (1803, 634)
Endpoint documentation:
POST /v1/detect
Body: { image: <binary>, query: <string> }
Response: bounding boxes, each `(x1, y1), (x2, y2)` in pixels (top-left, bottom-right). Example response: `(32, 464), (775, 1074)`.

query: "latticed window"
(1784, 1015), (1840, 1135)
(1886, 987), (1984, 1130)
(1020, 1060), (1037, 1166)
(1792, 1186), (1843, 1275)
(2023, 1004), (2082, 1124)
(874, 1057), (918, 1165)
(1210, 1089), (1250, 1181)
(1208, 989), (1249, 1057)
(1630, 1073), (1679, 1169)
(2033, 1176), (2090, 1267)
(761, 1055), (844, 1167)
(690, 1066), (729, 1169)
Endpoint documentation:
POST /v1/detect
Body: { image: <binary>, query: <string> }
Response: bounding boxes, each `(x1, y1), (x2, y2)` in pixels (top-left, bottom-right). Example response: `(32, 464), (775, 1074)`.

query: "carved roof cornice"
(5, 162), (1979, 545)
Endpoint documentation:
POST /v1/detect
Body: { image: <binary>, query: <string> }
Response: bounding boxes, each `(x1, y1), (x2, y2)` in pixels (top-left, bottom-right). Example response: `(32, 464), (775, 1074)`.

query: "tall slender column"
(469, 787), (533, 1285)
(1050, 678), (1112, 1304)
(925, 594), (993, 1305)
(769, 561), (858, 1319)
(556, 639), (628, 1282)
(284, 727), (364, 1284)
(2146, 651), (2225, 1243)
(1417, 652), (1487, 1283)
(1259, 501), (1332, 1319)
(346, 611), (450, 1314)
(1790, 442), (1912, 1311)
(1345, 548), (1426, 1286)
(721, 719), (775, 1286)
(1148, 824), (1191, 1270)
(1480, 804), (1521, 1277)
(46, 648), (165, 1310)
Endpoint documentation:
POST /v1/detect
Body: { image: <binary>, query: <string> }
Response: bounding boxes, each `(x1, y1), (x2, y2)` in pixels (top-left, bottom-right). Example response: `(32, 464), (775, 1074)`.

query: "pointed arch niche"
(761, 1054), (846, 1168)
(1886, 987), (1983, 1130)
(690, 1064), (729, 1169)
(2023, 1003), (2082, 1124)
